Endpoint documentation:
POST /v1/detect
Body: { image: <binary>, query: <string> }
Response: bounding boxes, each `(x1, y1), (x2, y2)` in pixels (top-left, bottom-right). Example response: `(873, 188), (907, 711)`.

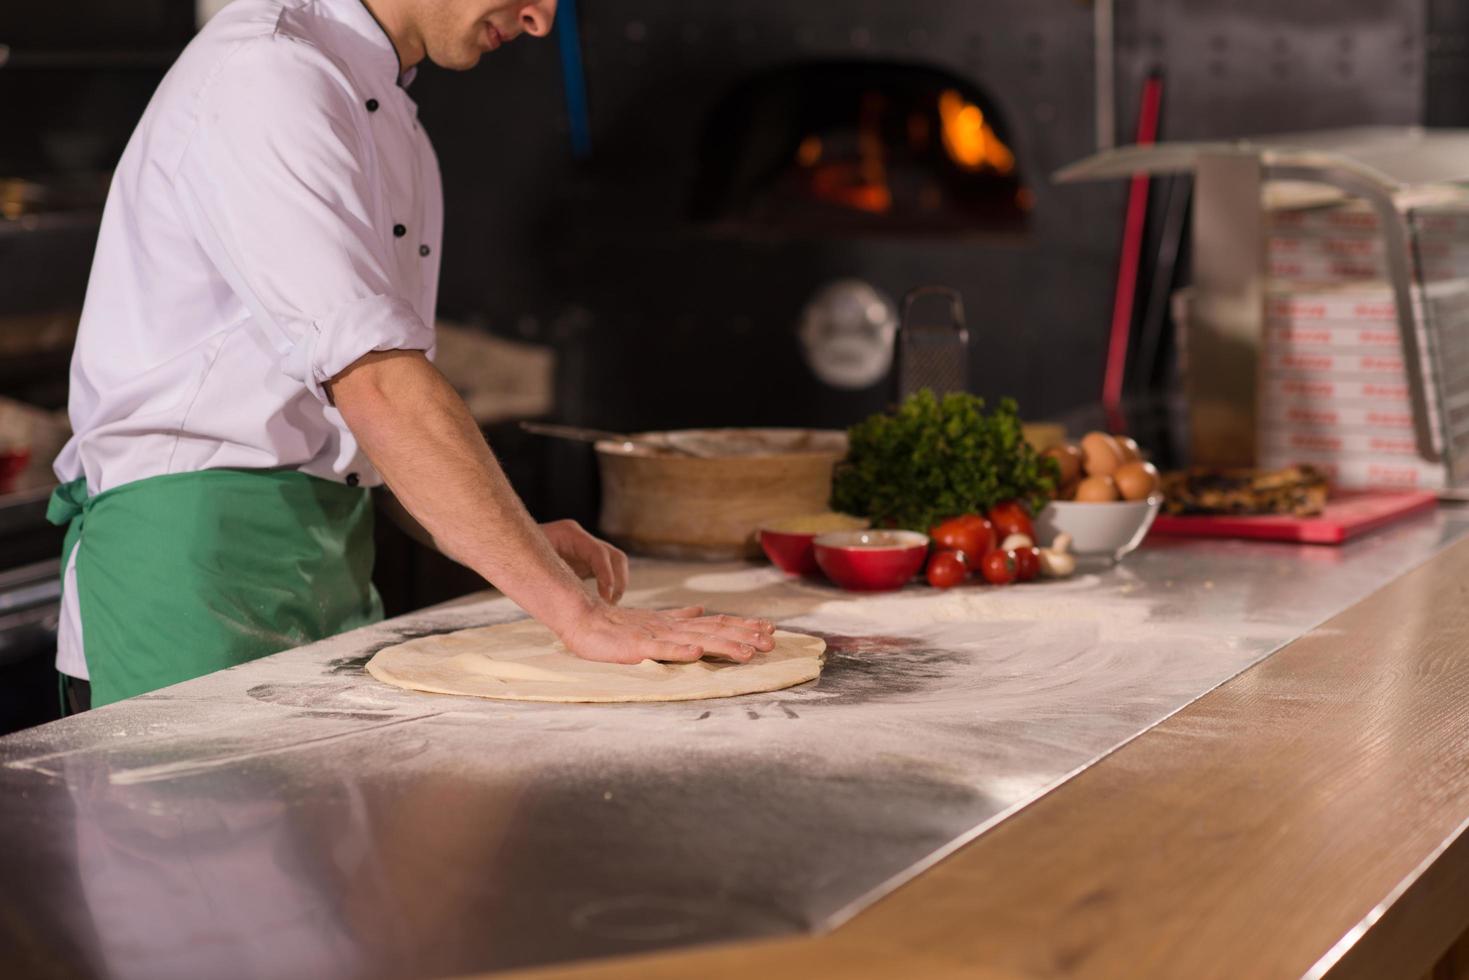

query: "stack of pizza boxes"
(1266, 191), (1469, 284)
(1257, 192), (1469, 491)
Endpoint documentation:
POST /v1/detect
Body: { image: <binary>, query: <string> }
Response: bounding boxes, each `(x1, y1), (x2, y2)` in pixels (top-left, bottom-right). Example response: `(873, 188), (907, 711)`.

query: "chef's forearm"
(376, 487), (441, 552)
(329, 349), (595, 628)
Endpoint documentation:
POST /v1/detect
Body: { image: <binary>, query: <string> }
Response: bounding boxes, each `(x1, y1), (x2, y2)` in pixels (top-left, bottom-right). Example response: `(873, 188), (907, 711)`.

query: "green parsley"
(830, 390), (1058, 531)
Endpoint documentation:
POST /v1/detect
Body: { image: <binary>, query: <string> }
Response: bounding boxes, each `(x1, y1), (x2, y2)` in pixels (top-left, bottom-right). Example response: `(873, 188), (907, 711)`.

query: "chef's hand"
(540, 519), (629, 603)
(557, 604), (777, 665)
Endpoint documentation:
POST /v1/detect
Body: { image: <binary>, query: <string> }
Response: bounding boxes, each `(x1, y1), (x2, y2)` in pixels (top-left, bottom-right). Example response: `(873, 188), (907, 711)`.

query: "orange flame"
(938, 89), (1015, 174)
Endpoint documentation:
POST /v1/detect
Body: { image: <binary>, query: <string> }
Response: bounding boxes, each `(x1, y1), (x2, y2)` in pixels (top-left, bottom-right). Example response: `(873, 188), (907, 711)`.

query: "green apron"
(48, 469), (383, 707)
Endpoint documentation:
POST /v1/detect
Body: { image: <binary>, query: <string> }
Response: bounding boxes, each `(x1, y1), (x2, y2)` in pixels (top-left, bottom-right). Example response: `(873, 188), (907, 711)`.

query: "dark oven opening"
(690, 60), (1030, 237)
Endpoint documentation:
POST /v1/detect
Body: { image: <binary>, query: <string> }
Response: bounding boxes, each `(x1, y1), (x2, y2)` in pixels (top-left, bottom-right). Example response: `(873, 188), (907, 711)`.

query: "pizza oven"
(689, 60), (1030, 236)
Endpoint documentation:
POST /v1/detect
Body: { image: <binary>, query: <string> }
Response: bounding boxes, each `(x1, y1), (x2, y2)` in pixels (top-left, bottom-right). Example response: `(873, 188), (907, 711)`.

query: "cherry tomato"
(925, 549), (969, 589)
(928, 516), (991, 563)
(987, 500), (1035, 542)
(980, 549), (1017, 585)
(1013, 545), (1041, 582)
(956, 514), (997, 556)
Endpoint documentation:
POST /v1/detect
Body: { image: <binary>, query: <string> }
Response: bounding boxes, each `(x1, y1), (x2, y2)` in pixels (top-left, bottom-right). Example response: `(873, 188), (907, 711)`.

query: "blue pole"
(556, 0), (592, 159)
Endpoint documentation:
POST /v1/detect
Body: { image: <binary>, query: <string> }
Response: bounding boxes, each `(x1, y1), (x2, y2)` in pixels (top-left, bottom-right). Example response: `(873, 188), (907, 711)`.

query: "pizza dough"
(365, 618), (826, 703)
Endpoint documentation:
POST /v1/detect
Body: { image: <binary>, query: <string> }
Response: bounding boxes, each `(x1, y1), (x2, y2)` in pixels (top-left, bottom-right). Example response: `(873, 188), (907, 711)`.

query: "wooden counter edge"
(489, 532), (1469, 980)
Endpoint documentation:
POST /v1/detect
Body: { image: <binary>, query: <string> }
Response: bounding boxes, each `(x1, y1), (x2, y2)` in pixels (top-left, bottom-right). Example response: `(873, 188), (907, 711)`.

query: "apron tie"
(47, 477), (90, 571)
(47, 477), (89, 527)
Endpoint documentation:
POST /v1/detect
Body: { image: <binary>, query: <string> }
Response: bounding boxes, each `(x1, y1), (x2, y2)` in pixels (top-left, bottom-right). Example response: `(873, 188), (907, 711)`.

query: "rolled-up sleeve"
(171, 38), (433, 403)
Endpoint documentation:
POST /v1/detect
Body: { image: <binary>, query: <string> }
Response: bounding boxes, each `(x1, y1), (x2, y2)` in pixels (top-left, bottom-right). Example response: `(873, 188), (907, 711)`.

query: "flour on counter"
(3, 512), (1464, 963)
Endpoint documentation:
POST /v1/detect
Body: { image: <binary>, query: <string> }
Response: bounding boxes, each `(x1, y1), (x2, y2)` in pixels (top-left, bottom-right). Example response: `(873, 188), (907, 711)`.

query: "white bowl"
(1034, 496), (1163, 562)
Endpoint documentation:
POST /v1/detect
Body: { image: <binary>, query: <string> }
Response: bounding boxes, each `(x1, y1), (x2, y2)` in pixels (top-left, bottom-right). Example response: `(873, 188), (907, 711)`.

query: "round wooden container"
(595, 429), (848, 560)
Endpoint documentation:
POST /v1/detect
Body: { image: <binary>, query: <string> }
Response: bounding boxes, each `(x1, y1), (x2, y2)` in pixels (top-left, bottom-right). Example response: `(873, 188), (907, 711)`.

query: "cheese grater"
(894, 285), (970, 400)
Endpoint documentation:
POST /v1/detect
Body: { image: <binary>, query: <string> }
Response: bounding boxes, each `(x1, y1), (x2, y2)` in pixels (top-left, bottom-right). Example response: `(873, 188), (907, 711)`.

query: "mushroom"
(1039, 532), (1077, 578)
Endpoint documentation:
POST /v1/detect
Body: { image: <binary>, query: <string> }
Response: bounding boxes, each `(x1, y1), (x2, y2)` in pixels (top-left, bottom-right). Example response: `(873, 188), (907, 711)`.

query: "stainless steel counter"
(3, 511), (1467, 979)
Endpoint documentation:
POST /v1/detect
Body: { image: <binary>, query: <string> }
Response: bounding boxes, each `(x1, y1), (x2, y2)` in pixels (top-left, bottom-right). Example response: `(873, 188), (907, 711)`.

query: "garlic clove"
(1039, 549), (1077, 578)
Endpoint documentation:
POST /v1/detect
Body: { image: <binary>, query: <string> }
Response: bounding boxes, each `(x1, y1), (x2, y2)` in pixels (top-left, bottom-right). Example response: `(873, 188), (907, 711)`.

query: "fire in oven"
(691, 61), (1030, 235)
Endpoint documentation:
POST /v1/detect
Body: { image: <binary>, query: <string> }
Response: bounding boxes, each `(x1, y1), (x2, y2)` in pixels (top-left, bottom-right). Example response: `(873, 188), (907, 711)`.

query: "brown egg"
(1080, 431), (1123, 477)
(1114, 460), (1160, 501)
(1043, 443), (1083, 485)
(1074, 474), (1120, 502)
(1116, 436), (1143, 463)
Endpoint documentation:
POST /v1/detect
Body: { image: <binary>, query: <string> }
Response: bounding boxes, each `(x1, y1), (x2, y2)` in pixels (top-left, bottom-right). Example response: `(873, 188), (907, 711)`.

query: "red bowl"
(760, 527), (822, 576)
(813, 530), (930, 591)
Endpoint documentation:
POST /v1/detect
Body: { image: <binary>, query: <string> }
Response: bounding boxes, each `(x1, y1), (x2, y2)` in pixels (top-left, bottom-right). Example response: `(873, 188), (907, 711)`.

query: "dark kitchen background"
(1, 0), (1464, 728)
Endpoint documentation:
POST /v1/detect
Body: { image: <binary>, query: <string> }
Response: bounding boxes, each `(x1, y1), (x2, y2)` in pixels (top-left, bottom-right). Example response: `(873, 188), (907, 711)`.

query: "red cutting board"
(1148, 491), (1438, 544)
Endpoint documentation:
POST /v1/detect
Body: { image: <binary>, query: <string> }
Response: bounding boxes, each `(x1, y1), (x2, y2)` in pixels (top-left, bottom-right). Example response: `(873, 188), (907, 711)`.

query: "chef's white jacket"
(54, 0), (444, 679)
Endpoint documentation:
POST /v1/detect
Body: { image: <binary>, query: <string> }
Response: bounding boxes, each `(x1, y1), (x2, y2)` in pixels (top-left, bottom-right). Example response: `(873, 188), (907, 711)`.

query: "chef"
(50, 0), (774, 711)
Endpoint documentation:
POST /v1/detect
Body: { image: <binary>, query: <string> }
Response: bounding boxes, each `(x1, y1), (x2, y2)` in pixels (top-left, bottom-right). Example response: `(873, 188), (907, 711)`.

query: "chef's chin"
(431, 40), (486, 71)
